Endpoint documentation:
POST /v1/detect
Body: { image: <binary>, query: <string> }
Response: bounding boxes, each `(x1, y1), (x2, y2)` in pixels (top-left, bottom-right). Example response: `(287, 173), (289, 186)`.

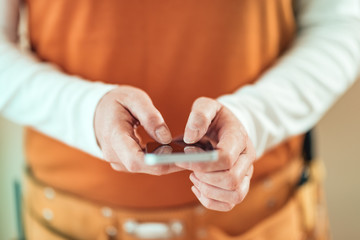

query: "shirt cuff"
(77, 81), (117, 159)
(217, 94), (258, 156)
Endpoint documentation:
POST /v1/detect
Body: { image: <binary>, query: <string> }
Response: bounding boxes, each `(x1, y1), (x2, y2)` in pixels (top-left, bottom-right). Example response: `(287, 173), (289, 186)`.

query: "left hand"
(177, 97), (256, 212)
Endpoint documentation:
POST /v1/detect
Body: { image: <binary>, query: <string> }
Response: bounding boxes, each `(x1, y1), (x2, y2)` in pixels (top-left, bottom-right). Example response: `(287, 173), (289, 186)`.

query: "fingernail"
(184, 127), (199, 144)
(155, 125), (172, 144)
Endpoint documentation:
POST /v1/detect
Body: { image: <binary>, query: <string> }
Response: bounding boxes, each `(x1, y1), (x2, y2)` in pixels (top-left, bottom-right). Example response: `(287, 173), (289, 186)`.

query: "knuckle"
(101, 146), (112, 161)
(194, 96), (211, 106)
(225, 173), (239, 190)
(150, 166), (166, 176)
(233, 190), (244, 204)
(202, 187), (211, 198)
(145, 113), (163, 127)
(222, 153), (234, 169)
(102, 152), (113, 162)
(238, 134), (247, 148)
(202, 197), (213, 209)
(226, 204), (236, 212)
(130, 87), (148, 99)
(247, 165), (254, 177)
(229, 132), (246, 150)
(126, 161), (140, 173)
(236, 182), (250, 204)
(199, 185), (211, 198)
(122, 87), (153, 107)
(249, 146), (257, 160)
(152, 171), (163, 176)
(149, 170), (162, 176)
(120, 86), (142, 100)
(190, 112), (208, 128)
(110, 163), (122, 171)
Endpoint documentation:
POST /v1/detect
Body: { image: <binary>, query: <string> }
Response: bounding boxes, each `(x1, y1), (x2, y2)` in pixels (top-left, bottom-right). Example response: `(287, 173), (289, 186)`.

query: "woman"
(0, 0), (359, 239)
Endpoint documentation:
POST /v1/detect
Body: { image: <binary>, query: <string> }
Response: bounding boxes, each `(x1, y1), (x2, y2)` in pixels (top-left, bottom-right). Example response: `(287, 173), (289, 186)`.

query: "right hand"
(94, 85), (183, 175)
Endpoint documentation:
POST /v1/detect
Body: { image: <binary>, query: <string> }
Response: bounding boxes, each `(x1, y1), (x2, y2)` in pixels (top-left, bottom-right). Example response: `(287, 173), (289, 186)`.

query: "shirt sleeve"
(217, 0), (360, 158)
(0, 0), (116, 158)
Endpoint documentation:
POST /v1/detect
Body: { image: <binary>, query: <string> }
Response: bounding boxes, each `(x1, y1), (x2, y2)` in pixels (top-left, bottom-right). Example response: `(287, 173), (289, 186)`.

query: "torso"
(25, 0), (303, 208)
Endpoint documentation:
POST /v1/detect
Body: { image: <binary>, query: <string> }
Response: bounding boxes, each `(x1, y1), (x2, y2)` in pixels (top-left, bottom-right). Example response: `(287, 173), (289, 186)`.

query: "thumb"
(119, 87), (172, 144)
(184, 97), (221, 144)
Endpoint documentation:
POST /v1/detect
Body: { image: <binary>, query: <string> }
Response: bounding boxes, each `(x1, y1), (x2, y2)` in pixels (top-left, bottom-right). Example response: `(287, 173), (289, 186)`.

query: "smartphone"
(144, 139), (218, 165)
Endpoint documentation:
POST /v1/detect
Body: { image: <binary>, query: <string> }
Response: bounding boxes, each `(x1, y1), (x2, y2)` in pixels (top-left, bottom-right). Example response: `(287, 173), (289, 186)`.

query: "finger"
(100, 112), (140, 172)
(143, 163), (184, 176)
(191, 186), (234, 212)
(110, 128), (144, 172)
(190, 173), (250, 205)
(118, 86), (172, 144)
(111, 127), (182, 175)
(178, 109), (247, 173)
(102, 145), (127, 171)
(246, 165), (254, 178)
(183, 97), (221, 144)
(110, 162), (126, 171)
(154, 145), (173, 154)
(193, 149), (254, 190)
(201, 106), (248, 171)
(184, 146), (205, 154)
(176, 146), (241, 173)
(134, 127), (146, 149)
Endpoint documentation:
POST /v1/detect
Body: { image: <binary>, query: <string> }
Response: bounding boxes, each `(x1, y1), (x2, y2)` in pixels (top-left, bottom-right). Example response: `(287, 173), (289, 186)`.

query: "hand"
(178, 97), (256, 212)
(94, 86), (183, 175)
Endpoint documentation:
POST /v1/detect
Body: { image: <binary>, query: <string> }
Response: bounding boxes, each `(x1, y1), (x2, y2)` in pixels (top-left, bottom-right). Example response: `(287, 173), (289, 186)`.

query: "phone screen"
(145, 139), (215, 154)
(144, 139), (218, 165)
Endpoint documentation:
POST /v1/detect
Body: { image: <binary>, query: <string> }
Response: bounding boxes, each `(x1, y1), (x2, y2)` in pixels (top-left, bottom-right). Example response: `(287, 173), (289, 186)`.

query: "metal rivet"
(196, 228), (207, 239)
(106, 226), (118, 237)
(263, 179), (272, 190)
(42, 208), (53, 221)
(44, 187), (55, 200)
(123, 220), (138, 234)
(267, 198), (277, 208)
(101, 207), (113, 218)
(170, 221), (184, 236)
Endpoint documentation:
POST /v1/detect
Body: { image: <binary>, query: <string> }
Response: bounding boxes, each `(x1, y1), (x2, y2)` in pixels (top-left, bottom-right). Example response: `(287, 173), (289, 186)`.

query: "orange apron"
(25, 0), (303, 209)
(22, 1), (331, 239)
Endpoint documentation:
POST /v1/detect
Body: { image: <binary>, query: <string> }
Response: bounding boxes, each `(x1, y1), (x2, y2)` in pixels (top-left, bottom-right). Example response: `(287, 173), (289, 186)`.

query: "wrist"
(85, 82), (117, 158)
(217, 95), (257, 155)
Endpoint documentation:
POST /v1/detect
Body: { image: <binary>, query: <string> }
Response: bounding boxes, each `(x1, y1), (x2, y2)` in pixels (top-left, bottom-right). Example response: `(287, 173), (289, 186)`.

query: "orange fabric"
(25, 0), (303, 208)
(24, 159), (330, 240)
(24, 157), (306, 240)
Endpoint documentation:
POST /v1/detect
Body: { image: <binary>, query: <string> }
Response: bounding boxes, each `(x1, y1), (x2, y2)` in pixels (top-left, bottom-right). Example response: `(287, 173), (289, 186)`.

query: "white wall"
(318, 79), (360, 240)
(0, 7), (27, 239)
(0, 118), (24, 240)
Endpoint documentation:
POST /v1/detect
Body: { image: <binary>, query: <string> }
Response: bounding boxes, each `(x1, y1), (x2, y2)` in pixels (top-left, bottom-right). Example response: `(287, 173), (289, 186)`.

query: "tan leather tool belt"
(24, 157), (326, 240)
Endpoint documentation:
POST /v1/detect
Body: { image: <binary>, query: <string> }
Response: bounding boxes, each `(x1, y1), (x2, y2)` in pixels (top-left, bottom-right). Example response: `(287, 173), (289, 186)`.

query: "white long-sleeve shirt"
(1, 0), (359, 159)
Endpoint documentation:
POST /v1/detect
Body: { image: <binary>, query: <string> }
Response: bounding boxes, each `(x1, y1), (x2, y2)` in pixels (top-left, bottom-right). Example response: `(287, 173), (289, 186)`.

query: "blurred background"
(1, 6), (360, 240)
(1, 78), (360, 239)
